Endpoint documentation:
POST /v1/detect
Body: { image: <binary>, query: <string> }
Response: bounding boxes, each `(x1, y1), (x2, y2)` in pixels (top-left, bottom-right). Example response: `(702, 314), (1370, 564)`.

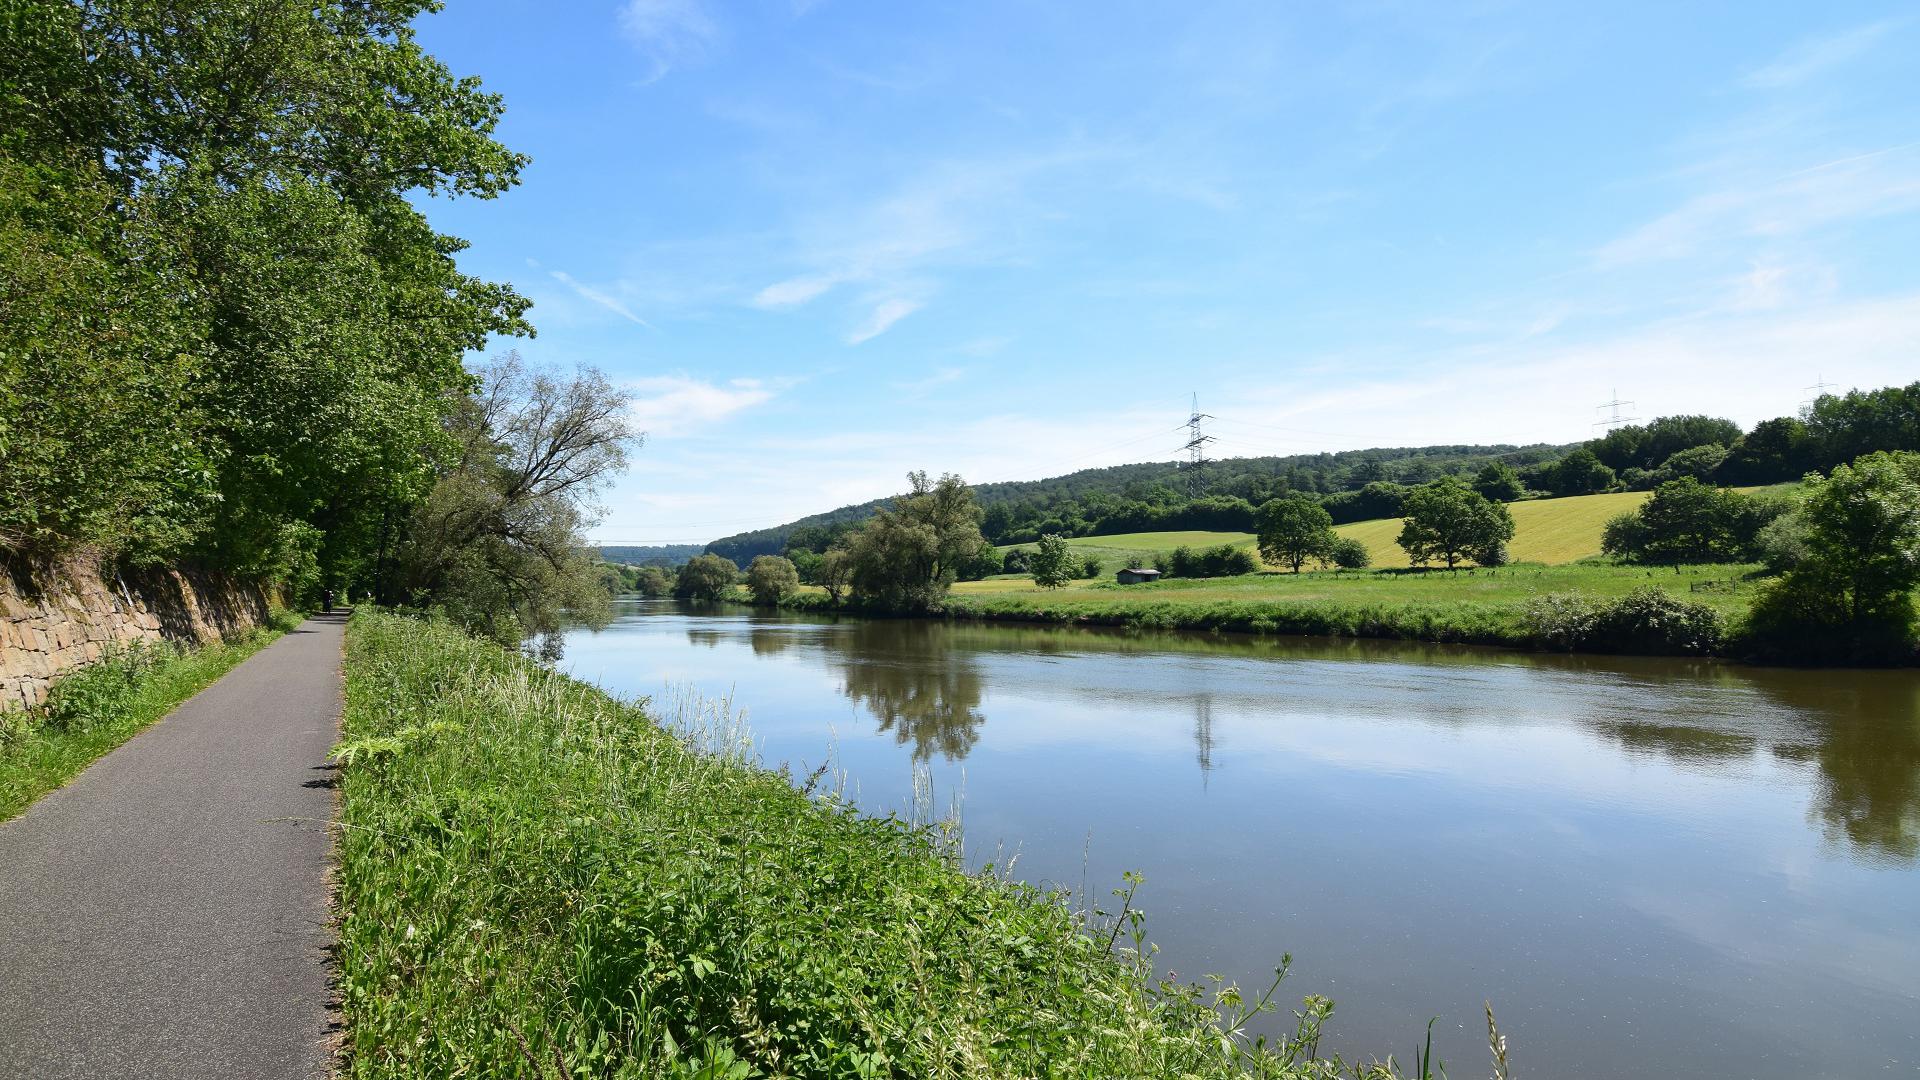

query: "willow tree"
(391, 355), (636, 652)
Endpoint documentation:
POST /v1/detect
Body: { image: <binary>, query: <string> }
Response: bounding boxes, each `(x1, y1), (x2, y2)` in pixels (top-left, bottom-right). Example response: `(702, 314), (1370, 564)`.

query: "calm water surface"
(564, 600), (1920, 1079)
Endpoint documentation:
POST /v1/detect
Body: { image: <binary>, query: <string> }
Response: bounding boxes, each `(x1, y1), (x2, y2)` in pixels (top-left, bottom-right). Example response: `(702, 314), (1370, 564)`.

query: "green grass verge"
(335, 609), (1429, 1079)
(0, 609), (303, 821)
(940, 562), (1757, 651)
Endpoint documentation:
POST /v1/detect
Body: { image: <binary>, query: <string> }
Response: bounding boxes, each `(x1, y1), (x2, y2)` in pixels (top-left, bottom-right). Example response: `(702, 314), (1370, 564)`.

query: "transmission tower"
(1178, 392), (1216, 496)
(1594, 388), (1638, 430)
(1801, 373), (1836, 411)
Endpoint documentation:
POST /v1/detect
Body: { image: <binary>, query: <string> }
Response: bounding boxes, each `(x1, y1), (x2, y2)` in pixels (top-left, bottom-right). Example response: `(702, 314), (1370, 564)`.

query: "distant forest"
(705, 443), (1567, 564)
(600, 544), (705, 567)
(702, 379), (1920, 566)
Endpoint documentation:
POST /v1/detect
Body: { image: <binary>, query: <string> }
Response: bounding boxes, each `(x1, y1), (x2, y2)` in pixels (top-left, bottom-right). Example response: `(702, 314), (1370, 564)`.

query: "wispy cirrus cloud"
(1595, 143), (1920, 267)
(618, 0), (719, 83)
(889, 365), (965, 396)
(847, 298), (922, 345)
(748, 145), (1109, 338)
(549, 269), (653, 327)
(1740, 19), (1901, 89)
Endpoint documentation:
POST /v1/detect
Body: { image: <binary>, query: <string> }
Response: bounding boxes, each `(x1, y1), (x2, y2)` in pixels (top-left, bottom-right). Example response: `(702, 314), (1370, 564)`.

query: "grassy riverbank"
(0, 610), (302, 821)
(334, 609), (1441, 1078)
(781, 562), (1753, 655)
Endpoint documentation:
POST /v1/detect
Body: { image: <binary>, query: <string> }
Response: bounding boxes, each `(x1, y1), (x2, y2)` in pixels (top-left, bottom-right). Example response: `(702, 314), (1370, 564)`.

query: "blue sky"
(413, 2), (1920, 545)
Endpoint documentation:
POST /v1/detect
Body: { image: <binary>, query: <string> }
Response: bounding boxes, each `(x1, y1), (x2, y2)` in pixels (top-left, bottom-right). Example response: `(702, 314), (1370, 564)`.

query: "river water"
(563, 599), (1920, 1079)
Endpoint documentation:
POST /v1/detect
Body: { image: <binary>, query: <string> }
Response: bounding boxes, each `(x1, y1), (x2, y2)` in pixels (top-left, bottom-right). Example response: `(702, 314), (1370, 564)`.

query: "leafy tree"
(634, 565), (673, 597)
(746, 555), (800, 604)
(1601, 480), (1788, 566)
(844, 472), (986, 609)
(1255, 493), (1336, 573)
(1608, 479), (1738, 564)
(1804, 382), (1920, 469)
(1001, 548), (1031, 575)
(1030, 534), (1074, 589)
(1078, 554), (1103, 579)
(1322, 482), (1408, 524)
(391, 356), (635, 650)
(675, 554), (738, 601)
(1745, 452), (1920, 662)
(1589, 415), (1741, 471)
(1328, 536), (1372, 569)
(1547, 448), (1616, 496)
(1, 0), (532, 595)
(1721, 416), (1811, 484)
(817, 546), (852, 603)
(1396, 478), (1515, 568)
(1660, 443), (1728, 482)
(1473, 462), (1525, 502)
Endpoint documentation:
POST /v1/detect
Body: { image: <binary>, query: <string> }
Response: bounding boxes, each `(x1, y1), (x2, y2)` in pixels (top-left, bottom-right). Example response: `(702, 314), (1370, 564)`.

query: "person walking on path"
(0, 612), (345, 1080)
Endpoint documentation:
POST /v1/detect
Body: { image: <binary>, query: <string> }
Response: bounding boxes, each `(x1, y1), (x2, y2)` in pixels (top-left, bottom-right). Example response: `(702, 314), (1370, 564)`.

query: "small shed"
(1115, 567), (1162, 585)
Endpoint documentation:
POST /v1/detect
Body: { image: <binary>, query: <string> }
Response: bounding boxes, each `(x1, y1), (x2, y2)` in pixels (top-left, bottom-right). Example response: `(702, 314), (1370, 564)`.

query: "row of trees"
(1533, 385), (1920, 497)
(1, 2), (631, 651)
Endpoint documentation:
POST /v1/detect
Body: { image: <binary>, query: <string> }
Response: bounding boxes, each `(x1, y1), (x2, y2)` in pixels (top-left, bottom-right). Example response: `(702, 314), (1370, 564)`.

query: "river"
(563, 599), (1920, 1079)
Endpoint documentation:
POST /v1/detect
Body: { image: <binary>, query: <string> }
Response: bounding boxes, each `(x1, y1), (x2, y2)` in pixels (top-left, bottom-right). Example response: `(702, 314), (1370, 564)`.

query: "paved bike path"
(0, 612), (344, 1079)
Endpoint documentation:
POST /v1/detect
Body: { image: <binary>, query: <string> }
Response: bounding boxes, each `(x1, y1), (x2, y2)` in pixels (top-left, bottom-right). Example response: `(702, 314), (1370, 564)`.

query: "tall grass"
(0, 610), (302, 820)
(336, 610), (1482, 1078)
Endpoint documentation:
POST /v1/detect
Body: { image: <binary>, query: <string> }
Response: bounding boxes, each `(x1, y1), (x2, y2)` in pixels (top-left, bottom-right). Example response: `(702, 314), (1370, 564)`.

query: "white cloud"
(626, 375), (778, 437)
(846, 298), (921, 344)
(1740, 20), (1899, 89)
(889, 366), (965, 395)
(1595, 144), (1920, 266)
(618, 0), (719, 82)
(549, 270), (652, 327)
(753, 275), (841, 309)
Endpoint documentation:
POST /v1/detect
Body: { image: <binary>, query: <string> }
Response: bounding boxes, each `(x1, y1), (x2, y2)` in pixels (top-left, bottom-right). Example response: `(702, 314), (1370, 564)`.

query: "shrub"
(1079, 554), (1102, 579)
(1328, 536), (1371, 569)
(1752, 510), (1811, 572)
(41, 644), (169, 734)
(1525, 587), (1723, 655)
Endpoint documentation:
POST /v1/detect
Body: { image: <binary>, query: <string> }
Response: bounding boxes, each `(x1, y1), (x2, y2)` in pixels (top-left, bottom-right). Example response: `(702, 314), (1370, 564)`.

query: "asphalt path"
(0, 612), (344, 1079)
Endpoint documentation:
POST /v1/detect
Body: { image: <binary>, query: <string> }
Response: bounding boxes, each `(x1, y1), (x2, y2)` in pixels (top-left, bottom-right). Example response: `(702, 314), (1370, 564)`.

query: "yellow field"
(1335, 490), (1654, 566)
(971, 487), (1780, 578)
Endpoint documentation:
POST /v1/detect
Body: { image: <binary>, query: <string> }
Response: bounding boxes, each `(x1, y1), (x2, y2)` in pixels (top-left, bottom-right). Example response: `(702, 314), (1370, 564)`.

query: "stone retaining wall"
(0, 554), (273, 710)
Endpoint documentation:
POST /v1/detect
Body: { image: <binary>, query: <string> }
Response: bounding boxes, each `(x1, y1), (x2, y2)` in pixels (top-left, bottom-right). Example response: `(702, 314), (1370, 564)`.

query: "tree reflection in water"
(834, 621), (986, 761)
(1774, 677), (1920, 864)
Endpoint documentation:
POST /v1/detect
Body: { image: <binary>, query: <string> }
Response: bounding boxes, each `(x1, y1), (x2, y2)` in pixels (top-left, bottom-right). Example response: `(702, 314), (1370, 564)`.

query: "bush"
(1524, 587), (1723, 655)
(1001, 548), (1030, 574)
(41, 644), (169, 734)
(1079, 554), (1102, 579)
(1752, 511), (1811, 572)
(1328, 536), (1371, 569)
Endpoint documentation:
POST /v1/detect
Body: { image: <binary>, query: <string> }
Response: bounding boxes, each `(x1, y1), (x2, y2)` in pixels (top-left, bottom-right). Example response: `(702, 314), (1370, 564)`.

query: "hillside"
(984, 490), (1659, 573)
(600, 544), (705, 567)
(1334, 490), (1654, 566)
(706, 442), (1569, 563)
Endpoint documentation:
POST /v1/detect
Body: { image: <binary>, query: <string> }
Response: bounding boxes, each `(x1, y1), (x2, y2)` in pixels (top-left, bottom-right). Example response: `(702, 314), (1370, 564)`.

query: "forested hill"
(599, 544), (705, 567)
(706, 442), (1569, 564)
